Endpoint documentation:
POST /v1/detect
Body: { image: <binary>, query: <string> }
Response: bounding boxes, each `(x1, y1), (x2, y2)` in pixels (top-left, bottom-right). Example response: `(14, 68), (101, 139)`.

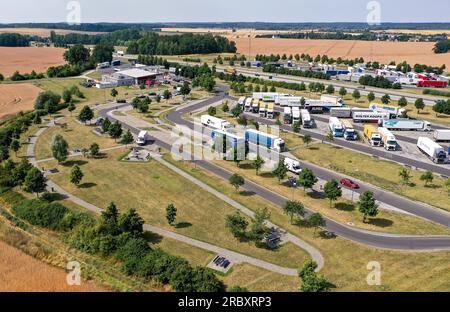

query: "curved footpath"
(98, 95), (450, 251)
(25, 119), (320, 276)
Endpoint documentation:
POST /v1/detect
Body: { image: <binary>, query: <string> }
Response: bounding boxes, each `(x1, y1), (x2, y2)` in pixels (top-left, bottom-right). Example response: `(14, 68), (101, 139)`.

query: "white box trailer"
(253, 92), (281, 102)
(369, 104), (406, 117)
(330, 107), (352, 118)
(378, 127), (397, 151)
(278, 96), (303, 107)
(136, 131), (149, 145)
(300, 109), (313, 128)
(321, 95), (343, 105)
(434, 129), (450, 142)
(201, 115), (233, 132)
(380, 119), (432, 131)
(292, 107), (301, 123)
(417, 137), (447, 164)
(353, 112), (390, 123)
(284, 158), (302, 174)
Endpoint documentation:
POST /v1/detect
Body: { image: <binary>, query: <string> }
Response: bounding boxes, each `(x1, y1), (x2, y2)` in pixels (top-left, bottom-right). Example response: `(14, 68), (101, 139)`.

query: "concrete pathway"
(25, 119), (305, 276)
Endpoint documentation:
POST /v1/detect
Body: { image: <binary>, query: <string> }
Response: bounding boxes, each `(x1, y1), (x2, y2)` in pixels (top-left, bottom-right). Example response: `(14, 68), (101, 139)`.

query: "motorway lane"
(99, 103), (450, 250)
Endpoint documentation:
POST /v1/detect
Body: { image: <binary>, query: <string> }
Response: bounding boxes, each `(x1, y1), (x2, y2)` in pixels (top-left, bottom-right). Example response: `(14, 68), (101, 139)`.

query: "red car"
(340, 178), (360, 189)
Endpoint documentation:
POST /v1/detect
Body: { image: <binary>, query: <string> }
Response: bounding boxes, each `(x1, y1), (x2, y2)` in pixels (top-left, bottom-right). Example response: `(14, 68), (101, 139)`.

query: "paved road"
(99, 98), (450, 251)
(26, 119), (304, 276)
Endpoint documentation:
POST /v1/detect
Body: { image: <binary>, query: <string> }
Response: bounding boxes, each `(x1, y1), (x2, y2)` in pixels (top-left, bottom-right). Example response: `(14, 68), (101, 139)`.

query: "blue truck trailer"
(245, 129), (285, 152)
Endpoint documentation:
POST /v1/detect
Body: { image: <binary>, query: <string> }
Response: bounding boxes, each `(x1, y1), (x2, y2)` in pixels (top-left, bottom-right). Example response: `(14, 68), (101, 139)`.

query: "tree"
(445, 178), (450, 196)
(10, 139), (20, 156)
(297, 168), (318, 192)
(367, 91), (375, 103)
(33, 113), (42, 125)
(324, 180), (342, 208)
(228, 286), (249, 292)
(415, 98), (425, 114)
(270, 86), (276, 93)
(68, 102), (76, 116)
(222, 102), (229, 113)
(249, 208), (271, 244)
(225, 212), (248, 239)
(283, 200), (305, 224)
(35, 91), (61, 110)
(339, 87), (347, 97)
(62, 89), (72, 103)
(111, 88), (118, 99)
(118, 208), (144, 236)
(293, 121), (301, 133)
(326, 131), (334, 143)
(89, 143), (100, 157)
(399, 168), (412, 186)
(381, 94), (391, 105)
(358, 191), (379, 223)
(63, 44), (90, 65)
(303, 134), (312, 147)
(398, 97), (408, 108)
(253, 155), (265, 176)
(352, 89), (361, 102)
(108, 121), (123, 142)
(299, 260), (331, 292)
(91, 42), (114, 64)
(100, 202), (119, 235)
(420, 171), (434, 186)
(69, 165), (84, 187)
(163, 89), (172, 102)
(308, 213), (326, 235)
(78, 105), (94, 124)
(102, 118), (111, 134)
(12, 158), (33, 187)
(121, 129), (134, 146)
(166, 204), (177, 226)
(273, 157), (288, 184)
(326, 85), (335, 94)
(229, 174), (245, 192)
(207, 106), (216, 116)
(24, 167), (47, 196)
(180, 82), (191, 99)
(51, 134), (69, 163)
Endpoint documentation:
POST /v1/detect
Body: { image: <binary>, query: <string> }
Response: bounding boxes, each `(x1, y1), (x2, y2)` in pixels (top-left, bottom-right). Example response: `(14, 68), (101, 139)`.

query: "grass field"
(164, 155), (450, 291)
(42, 148), (311, 270)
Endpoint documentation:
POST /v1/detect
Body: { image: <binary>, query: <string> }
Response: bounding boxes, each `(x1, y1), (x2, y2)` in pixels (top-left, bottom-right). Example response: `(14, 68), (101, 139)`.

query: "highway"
(98, 96), (450, 251)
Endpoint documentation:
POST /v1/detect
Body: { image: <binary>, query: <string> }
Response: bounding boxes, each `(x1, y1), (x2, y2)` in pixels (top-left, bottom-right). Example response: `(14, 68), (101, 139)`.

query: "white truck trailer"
(353, 112), (390, 123)
(433, 129), (450, 142)
(320, 95), (343, 105)
(284, 158), (302, 174)
(292, 107), (301, 124)
(330, 107), (352, 118)
(380, 119), (432, 131)
(329, 117), (344, 137)
(417, 137), (447, 164)
(278, 96), (303, 107)
(201, 115), (233, 132)
(300, 109), (313, 128)
(244, 98), (253, 112)
(378, 127), (398, 151)
(253, 92), (280, 102)
(369, 104), (406, 118)
(136, 131), (149, 146)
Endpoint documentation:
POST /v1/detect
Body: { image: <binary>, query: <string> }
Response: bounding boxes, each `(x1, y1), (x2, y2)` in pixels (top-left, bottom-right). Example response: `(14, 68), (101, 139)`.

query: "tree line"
(0, 33), (36, 46)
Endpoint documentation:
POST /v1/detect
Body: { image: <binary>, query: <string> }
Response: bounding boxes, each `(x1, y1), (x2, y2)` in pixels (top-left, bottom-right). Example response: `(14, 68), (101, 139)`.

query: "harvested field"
(232, 37), (450, 69)
(0, 241), (105, 292)
(160, 27), (297, 38)
(0, 27), (105, 37)
(0, 47), (66, 77)
(0, 83), (42, 120)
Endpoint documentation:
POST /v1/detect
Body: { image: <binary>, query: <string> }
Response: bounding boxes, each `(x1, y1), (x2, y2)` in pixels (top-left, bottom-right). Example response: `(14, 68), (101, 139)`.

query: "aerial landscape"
(0, 0), (449, 306)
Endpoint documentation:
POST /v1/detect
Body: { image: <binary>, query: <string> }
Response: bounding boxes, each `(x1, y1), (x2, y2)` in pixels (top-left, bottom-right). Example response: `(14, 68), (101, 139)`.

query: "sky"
(0, 0), (449, 23)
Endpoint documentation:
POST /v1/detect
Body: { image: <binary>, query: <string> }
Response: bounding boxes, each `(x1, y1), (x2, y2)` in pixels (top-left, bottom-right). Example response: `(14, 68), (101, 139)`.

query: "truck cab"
(136, 131), (148, 146)
(364, 125), (382, 147)
(266, 103), (275, 119)
(284, 158), (302, 174)
(283, 107), (292, 124)
(259, 102), (267, 118)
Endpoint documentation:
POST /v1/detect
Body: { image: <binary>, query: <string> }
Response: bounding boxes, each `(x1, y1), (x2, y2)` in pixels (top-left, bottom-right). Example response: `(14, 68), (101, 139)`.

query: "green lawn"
(43, 149), (310, 270)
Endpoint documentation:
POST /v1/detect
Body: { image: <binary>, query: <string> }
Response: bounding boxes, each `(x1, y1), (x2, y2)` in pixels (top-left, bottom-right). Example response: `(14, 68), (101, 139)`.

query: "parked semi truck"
(434, 129), (450, 142)
(300, 109), (313, 128)
(237, 97), (246, 108)
(284, 158), (302, 174)
(245, 129), (286, 152)
(252, 99), (260, 113)
(341, 119), (357, 141)
(417, 137), (447, 163)
(379, 119), (431, 131)
(212, 129), (246, 150)
(284, 107), (292, 124)
(353, 112), (390, 123)
(278, 96), (303, 107)
(321, 95), (343, 105)
(136, 131), (149, 146)
(330, 107), (352, 118)
(244, 98), (253, 112)
(369, 104), (406, 118)
(259, 102), (267, 117)
(329, 117), (344, 137)
(201, 115), (234, 132)
(267, 103), (275, 119)
(378, 127), (397, 151)
(292, 107), (301, 124)
(364, 124), (382, 147)
(253, 92), (281, 102)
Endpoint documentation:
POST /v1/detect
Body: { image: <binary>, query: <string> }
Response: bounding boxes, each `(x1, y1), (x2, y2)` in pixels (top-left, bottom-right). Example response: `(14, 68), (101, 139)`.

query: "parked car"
(339, 178), (360, 189)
